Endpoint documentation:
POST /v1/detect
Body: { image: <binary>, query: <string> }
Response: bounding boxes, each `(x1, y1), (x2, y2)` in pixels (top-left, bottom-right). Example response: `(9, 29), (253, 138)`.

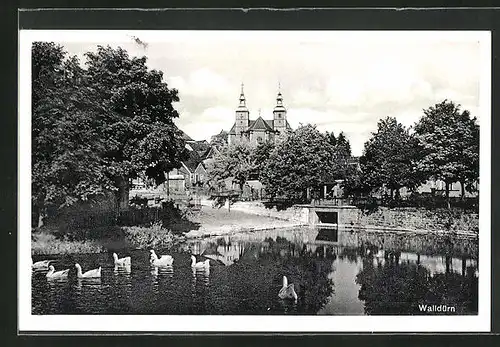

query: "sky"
(55, 31), (484, 156)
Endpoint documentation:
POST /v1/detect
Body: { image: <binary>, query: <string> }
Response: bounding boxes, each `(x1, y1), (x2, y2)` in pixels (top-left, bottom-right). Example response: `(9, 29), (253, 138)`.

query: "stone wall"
(356, 207), (479, 234)
(307, 206), (361, 226)
(200, 200), (478, 234)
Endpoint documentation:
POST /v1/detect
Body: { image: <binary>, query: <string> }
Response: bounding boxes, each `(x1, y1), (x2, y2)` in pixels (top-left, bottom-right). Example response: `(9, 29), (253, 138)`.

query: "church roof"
(248, 116), (274, 131)
(228, 119), (292, 135)
(229, 123), (236, 135)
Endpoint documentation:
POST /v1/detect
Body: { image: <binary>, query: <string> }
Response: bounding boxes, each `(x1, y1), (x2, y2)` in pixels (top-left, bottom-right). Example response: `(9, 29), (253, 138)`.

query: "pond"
(31, 228), (478, 315)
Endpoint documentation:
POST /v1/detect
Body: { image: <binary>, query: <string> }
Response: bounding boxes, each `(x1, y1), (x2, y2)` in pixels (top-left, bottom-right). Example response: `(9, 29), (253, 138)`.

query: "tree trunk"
(445, 255), (451, 274)
(460, 181), (466, 201)
(395, 188), (401, 201)
(33, 206), (46, 228)
(38, 211), (45, 228)
(166, 174), (170, 197)
(115, 175), (130, 215)
(445, 181), (451, 209)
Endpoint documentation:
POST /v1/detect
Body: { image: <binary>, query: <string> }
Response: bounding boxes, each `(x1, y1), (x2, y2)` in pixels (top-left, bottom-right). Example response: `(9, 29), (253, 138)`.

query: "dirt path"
(184, 205), (306, 238)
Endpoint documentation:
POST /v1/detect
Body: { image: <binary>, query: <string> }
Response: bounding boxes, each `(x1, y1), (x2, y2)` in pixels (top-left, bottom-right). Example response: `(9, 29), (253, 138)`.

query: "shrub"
(122, 221), (178, 249)
(32, 231), (104, 255)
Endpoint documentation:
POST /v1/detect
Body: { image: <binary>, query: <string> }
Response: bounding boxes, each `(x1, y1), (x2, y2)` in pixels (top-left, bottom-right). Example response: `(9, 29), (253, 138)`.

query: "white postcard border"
(18, 30), (491, 333)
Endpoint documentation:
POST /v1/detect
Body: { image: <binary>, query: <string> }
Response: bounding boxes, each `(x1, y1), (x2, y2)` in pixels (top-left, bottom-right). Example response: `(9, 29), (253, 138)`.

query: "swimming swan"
(278, 276), (298, 301)
(32, 258), (55, 270)
(75, 263), (101, 278)
(150, 250), (173, 266)
(46, 265), (70, 279)
(191, 255), (210, 269)
(113, 253), (131, 266)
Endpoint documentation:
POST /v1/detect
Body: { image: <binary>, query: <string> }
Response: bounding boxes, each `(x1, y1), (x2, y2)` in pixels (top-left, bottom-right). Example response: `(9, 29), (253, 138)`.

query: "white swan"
(150, 250), (173, 266)
(32, 258), (55, 270)
(113, 252), (131, 266)
(278, 276), (298, 301)
(75, 263), (101, 278)
(191, 255), (210, 269)
(46, 265), (70, 279)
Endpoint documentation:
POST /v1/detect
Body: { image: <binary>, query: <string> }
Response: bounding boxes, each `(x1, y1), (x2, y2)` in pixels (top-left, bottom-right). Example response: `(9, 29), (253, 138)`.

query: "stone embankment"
(186, 200), (478, 238)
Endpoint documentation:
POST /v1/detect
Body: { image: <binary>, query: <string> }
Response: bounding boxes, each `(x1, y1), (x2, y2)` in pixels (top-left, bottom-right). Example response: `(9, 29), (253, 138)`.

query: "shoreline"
(32, 203), (478, 255)
(182, 222), (479, 240)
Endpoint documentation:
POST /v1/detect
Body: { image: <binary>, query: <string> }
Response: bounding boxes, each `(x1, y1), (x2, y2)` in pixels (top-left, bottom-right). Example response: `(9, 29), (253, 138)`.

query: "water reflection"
(151, 265), (174, 278)
(114, 264), (131, 275)
(32, 228), (478, 315)
(356, 251), (478, 315)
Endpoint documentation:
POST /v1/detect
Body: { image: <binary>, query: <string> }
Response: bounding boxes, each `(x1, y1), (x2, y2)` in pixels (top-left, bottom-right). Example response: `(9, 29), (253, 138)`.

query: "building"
(165, 138), (219, 193)
(409, 179), (478, 198)
(131, 128), (220, 196)
(228, 84), (292, 145)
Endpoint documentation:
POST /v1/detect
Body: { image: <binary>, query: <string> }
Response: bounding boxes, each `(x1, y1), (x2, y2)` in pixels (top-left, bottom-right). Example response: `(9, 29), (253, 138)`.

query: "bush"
(123, 221), (178, 249)
(32, 230), (104, 255)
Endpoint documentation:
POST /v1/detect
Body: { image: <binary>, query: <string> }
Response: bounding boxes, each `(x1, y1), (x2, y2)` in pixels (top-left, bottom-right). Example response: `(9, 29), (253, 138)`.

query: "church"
(228, 84), (292, 145)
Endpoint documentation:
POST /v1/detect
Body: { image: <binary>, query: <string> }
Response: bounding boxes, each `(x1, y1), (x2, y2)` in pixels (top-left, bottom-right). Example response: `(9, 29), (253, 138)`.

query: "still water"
(32, 228), (478, 315)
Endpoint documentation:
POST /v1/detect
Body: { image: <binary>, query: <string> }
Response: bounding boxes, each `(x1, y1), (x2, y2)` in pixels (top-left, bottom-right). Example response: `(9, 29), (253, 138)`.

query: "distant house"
(363, 179), (478, 199)
(163, 136), (220, 194)
(409, 179), (478, 198)
(130, 127), (221, 196)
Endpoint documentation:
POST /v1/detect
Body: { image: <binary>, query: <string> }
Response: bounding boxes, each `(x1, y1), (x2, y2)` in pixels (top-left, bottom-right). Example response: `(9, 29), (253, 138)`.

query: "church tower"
(235, 83), (249, 140)
(273, 83), (287, 134)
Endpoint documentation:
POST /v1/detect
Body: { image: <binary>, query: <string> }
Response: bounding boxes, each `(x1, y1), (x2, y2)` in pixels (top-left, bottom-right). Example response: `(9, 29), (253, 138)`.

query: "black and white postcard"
(18, 29), (491, 333)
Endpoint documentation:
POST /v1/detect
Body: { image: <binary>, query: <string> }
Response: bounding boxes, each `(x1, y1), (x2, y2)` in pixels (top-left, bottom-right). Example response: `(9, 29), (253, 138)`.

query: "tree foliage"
(206, 140), (256, 191)
(360, 117), (423, 197)
(84, 46), (188, 196)
(260, 124), (335, 202)
(210, 130), (229, 149)
(414, 100), (479, 200)
(32, 43), (188, 222)
(251, 141), (275, 180)
(325, 131), (353, 181)
(32, 42), (112, 214)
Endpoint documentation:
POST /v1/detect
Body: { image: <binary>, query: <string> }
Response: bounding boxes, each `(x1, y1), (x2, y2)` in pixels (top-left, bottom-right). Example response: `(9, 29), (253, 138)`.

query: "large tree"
(32, 43), (188, 225)
(360, 117), (423, 198)
(84, 45), (188, 211)
(414, 100), (479, 204)
(260, 124), (335, 202)
(325, 131), (353, 182)
(250, 141), (275, 181)
(32, 42), (112, 226)
(206, 140), (256, 192)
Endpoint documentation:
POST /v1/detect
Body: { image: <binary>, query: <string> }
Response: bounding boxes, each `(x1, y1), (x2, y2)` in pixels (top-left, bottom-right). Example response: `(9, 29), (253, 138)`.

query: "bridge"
(294, 204), (361, 228)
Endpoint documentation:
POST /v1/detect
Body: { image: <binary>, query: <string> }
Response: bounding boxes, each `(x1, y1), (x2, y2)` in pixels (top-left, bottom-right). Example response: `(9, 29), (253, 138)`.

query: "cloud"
(167, 68), (233, 100)
(58, 33), (483, 157)
(174, 106), (234, 142)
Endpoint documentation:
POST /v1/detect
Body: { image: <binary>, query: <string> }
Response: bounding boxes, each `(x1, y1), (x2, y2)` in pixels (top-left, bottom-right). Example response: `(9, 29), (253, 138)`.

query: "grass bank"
(32, 222), (186, 256)
(32, 202), (196, 255)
